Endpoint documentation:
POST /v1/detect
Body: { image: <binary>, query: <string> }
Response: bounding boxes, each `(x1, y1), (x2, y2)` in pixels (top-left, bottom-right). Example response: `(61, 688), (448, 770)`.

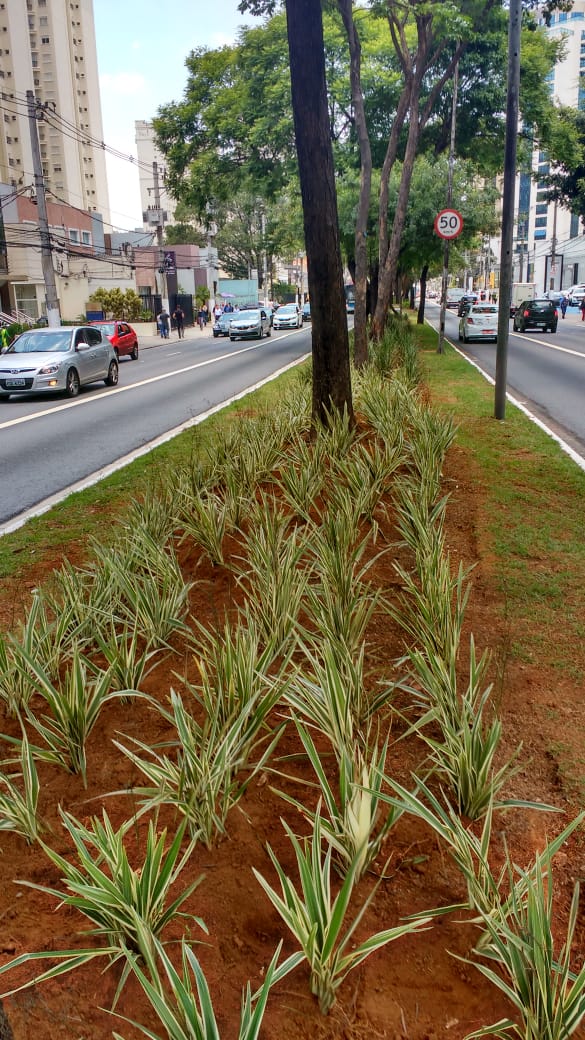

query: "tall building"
(135, 120), (177, 231)
(0, 0), (110, 224)
(518, 2), (585, 291)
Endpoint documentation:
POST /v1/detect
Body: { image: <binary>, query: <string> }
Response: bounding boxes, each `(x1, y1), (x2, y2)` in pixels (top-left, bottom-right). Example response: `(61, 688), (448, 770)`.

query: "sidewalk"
(138, 322), (215, 351)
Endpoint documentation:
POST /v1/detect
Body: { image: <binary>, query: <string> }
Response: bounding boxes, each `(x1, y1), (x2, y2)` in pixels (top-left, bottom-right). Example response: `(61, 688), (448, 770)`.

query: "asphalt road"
(435, 303), (585, 459)
(0, 323), (310, 533)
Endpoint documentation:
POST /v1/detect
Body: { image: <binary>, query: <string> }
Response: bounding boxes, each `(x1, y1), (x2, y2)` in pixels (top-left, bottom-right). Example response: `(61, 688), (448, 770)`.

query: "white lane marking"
(0, 332), (302, 432)
(0, 351), (311, 537)
(509, 331), (585, 359)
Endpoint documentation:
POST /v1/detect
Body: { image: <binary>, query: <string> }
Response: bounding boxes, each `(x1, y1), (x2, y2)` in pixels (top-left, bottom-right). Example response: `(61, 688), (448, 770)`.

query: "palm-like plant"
(0, 812), (206, 1004)
(276, 720), (401, 880)
(463, 856), (585, 1039)
(116, 685), (283, 846)
(254, 814), (431, 1014)
(16, 646), (132, 786)
(111, 937), (302, 1040)
(0, 731), (42, 843)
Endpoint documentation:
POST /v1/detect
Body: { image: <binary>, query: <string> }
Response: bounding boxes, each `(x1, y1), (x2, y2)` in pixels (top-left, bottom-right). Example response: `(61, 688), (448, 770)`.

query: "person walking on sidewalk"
(197, 305), (207, 330)
(580, 298), (585, 323)
(158, 309), (170, 338)
(560, 295), (569, 319)
(173, 304), (185, 338)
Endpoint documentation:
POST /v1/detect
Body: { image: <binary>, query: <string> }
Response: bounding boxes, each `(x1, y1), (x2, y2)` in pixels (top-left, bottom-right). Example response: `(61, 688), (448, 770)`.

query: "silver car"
(273, 303), (302, 330)
(0, 326), (119, 399)
(229, 309), (272, 341)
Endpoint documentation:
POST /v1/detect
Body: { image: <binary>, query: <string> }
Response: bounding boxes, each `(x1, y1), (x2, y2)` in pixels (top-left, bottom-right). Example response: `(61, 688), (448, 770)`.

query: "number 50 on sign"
(434, 209), (464, 239)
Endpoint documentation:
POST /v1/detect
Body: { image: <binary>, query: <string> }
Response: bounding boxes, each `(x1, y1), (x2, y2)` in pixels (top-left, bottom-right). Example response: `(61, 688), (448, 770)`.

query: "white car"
(458, 303), (498, 343)
(0, 325), (119, 399)
(566, 284), (585, 304)
(273, 303), (302, 330)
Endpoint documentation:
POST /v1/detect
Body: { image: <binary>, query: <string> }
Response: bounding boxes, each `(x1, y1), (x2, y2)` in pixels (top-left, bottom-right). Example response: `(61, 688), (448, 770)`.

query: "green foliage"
(88, 288), (144, 321)
(164, 223), (206, 246)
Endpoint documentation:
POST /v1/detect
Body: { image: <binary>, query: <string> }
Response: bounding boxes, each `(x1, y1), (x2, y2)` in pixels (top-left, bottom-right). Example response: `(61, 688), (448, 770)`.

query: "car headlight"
(38, 363), (61, 375)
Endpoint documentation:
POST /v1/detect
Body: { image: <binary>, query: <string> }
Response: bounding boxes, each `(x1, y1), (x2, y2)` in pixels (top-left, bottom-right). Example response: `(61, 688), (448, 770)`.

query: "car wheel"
(130, 343), (139, 360)
(259, 326), (264, 339)
(463, 330), (468, 343)
(213, 331), (219, 338)
(458, 330), (462, 341)
(105, 360), (119, 386)
(267, 326), (272, 337)
(65, 368), (80, 398)
(551, 323), (558, 333)
(230, 336), (235, 342)
(0, 394), (10, 402)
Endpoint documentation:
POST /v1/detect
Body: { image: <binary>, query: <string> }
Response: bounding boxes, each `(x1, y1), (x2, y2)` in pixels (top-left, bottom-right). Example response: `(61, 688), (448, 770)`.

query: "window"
(81, 230), (91, 245)
(536, 203), (548, 215)
(535, 217), (548, 228)
(69, 229), (79, 243)
(41, 35), (49, 43)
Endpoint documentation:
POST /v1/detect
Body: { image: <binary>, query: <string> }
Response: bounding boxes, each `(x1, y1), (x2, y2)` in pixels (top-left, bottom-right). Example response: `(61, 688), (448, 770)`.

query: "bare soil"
(0, 430), (584, 1040)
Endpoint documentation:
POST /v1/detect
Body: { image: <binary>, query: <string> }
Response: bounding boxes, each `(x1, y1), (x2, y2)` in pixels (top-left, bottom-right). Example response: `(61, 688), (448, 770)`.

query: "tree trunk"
(338, 0), (372, 369)
(417, 263), (429, 324)
(285, 0), (353, 426)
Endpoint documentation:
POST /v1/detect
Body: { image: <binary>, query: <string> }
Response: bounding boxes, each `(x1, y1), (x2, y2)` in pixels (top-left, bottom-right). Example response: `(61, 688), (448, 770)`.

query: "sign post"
(436, 208), (464, 354)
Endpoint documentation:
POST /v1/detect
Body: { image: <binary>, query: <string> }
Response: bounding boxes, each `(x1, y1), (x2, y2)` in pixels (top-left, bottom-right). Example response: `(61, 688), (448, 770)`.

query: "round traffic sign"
(434, 209), (464, 239)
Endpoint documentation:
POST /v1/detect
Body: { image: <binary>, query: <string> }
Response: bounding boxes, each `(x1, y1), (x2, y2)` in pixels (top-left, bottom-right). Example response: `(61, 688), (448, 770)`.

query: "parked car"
(566, 284), (585, 305)
(229, 308), (271, 341)
(0, 326), (118, 399)
(458, 303), (499, 343)
(346, 298), (355, 314)
(213, 312), (234, 338)
(512, 298), (558, 333)
(302, 302), (311, 322)
(89, 319), (138, 360)
(273, 303), (302, 330)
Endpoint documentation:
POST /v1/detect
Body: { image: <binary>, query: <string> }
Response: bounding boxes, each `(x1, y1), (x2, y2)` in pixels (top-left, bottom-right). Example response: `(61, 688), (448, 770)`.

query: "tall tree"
(283, 0), (353, 424)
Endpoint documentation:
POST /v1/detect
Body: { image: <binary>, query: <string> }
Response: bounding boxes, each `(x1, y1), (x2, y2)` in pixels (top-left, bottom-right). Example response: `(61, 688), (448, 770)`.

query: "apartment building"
(518, 2), (585, 291)
(135, 119), (177, 231)
(0, 0), (110, 221)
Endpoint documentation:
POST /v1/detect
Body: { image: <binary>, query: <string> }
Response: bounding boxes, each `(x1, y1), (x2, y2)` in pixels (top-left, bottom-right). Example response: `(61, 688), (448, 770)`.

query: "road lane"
(0, 327), (310, 531)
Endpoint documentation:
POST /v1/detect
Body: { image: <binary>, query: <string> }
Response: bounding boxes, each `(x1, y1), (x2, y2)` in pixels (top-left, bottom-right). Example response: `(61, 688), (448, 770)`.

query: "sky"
(93, 0), (255, 230)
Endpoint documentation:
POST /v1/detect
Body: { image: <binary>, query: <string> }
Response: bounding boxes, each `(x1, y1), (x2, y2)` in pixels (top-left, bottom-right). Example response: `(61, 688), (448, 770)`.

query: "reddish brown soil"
(0, 433), (584, 1040)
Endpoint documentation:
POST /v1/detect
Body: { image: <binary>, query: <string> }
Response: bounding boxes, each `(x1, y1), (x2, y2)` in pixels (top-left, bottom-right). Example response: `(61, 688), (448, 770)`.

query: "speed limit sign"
(434, 209), (464, 239)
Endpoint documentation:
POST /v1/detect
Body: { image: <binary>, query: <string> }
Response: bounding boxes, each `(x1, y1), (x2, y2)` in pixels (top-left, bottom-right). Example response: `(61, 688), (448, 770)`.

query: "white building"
(518, 2), (585, 291)
(135, 120), (177, 231)
(0, 0), (110, 224)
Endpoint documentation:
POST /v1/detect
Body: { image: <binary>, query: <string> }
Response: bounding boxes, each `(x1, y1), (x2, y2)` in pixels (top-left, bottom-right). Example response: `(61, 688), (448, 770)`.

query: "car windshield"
(472, 305), (497, 314)
(236, 310), (260, 319)
(279, 305), (297, 314)
(8, 331), (71, 354)
(531, 301), (552, 311)
(95, 323), (116, 336)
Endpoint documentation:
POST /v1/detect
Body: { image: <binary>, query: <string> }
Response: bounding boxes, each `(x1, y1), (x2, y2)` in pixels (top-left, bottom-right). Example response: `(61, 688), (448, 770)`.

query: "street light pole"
(438, 59), (459, 355)
(494, 0), (521, 421)
(26, 91), (60, 327)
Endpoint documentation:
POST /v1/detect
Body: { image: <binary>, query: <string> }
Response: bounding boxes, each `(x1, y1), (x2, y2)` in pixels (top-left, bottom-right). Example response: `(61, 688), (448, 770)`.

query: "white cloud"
(100, 72), (147, 96)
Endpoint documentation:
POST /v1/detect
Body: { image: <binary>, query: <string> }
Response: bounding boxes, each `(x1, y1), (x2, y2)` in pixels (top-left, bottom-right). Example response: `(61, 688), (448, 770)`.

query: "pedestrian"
(158, 308), (170, 339)
(173, 304), (185, 338)
(197, 305), (206, 330)
(580, 298), (585, 323)
(560, 295), (569, 319)
(213, 301), (222, 322)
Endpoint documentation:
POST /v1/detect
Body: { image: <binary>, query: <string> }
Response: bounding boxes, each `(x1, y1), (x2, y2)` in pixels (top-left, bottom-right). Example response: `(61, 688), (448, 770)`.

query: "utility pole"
(438, 59), (458, 354)
(549, 200), (558, 291)
(152, 161), (167, 305)
(494, 0), (521, 421)
(26, 90), (60, 327)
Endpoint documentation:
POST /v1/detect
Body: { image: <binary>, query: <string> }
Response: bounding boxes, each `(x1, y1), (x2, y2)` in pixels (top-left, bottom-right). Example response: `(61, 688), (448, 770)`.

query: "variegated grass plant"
(380, 777), (582, 924)
(112, 937), (303, 1040)
(283, 642), (363, 755)
(404, 638), (520, 819)
(0, 812), (205, 1005)
(273, 433), (326, 523)
(314, 403), (356, 461)
(187, 611), (287, 730)
(253, 813), (432, 1014)
(0, 731), (42, 843)
(234, 494), (309, 651)
(333, 439), (404, 524)
(115, 683), (283, 847)
(12, 645), (133, 786)
(176, 488), (231, 567)
(463, 853), (585, 1040)
(275, 720), (400, 880)
(96, 622), (161, 695)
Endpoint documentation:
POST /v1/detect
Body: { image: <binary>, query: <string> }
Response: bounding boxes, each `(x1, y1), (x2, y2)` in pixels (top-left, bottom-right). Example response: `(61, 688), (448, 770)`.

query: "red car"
(90, 320), (139, 360)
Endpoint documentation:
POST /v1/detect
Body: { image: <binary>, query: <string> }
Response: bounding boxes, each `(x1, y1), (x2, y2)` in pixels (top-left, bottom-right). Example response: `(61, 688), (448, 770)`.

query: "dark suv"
(513, 298), (558, 333)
